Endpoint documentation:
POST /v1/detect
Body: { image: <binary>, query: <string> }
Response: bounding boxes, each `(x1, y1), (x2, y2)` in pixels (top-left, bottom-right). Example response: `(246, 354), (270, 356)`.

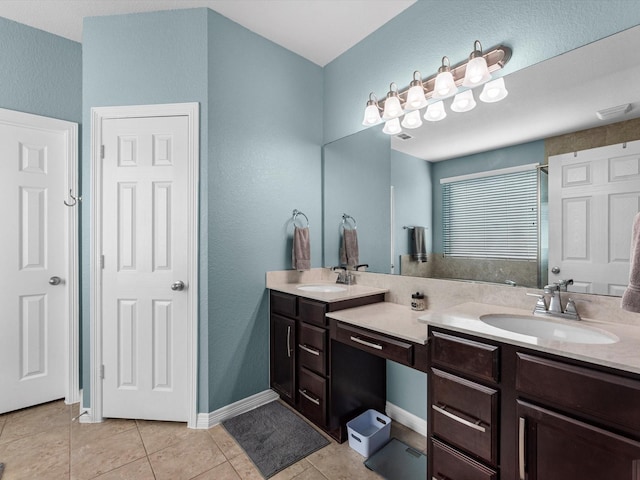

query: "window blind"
(442, 168), (538, 259)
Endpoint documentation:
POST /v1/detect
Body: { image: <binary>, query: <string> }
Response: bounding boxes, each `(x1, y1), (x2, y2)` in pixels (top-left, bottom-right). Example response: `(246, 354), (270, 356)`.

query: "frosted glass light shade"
(463, 55), (491, 86)
(382, 95), (403, 120)
(382, 118), (402, 135)
(424, 101), (447, 122)
(433, 71), (458, 99)
(479, 77), (508, 103)
(362, 104), (382, 125)
(406, 84), (428, 110)
(451, 90), (477, 113)
(401, 110), (423, 129)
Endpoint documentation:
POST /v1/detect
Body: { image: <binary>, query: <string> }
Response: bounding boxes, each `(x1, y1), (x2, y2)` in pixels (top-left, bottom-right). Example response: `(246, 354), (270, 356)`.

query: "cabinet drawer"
(299, 323), (327, 376)
(334, 322), (413, 366)
(431, 331), (499, 383)
(516, 353), (640, 434)
(270, 291), (297, 317)
(299, 367), (326, 427)
(300, 298), (327, 327)
(431, 438), (497, 480)
(431, 368), (499, 464)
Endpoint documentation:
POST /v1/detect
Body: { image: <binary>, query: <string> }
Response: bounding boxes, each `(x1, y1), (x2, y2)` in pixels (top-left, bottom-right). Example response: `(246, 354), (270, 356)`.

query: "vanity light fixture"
(362, 41), (512, 134)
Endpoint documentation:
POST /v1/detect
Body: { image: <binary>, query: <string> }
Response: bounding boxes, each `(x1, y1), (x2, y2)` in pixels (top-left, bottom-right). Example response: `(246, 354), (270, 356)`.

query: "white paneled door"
(549, 140), (640, 295)
(101, 115), (191, 422)
(0, 109), (78, 414)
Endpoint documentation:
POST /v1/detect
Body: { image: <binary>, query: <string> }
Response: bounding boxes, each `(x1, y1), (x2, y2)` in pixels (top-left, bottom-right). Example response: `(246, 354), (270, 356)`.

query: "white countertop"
(326, 302), (428, 345)
(419, 302), (640, 375)
(268, 282), (388, 303)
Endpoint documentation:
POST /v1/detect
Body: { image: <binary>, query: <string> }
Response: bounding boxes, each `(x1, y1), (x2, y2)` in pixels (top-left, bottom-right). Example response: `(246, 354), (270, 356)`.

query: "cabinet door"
(270, 314), (296, 404)
(517, 400), (640, 480)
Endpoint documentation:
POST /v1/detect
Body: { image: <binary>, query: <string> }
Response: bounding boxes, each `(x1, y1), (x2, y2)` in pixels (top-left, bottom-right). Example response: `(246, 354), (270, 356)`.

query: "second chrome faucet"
(529, 279), (581, 320)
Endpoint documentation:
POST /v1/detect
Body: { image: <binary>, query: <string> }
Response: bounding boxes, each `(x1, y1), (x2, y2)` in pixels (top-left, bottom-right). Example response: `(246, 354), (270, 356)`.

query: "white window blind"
(442, 167), (538, 259)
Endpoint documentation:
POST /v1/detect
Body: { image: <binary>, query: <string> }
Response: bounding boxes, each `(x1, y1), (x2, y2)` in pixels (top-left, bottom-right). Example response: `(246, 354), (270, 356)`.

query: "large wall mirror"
(323, 25), (640, 297)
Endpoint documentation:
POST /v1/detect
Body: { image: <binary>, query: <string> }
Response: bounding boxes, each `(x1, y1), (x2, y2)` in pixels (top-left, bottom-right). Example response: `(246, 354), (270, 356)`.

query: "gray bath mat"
(222, 401), (329, 478)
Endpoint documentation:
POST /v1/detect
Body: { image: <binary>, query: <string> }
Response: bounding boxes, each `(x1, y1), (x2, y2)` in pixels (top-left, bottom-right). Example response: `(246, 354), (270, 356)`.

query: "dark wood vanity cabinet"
(428, 326), (640, 480)
(269, 290), (385, 441)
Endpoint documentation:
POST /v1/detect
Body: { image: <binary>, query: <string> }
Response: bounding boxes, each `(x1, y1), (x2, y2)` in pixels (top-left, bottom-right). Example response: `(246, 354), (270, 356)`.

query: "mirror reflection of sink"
(297, 284), (347, 293)
(479, 314), (619, 344)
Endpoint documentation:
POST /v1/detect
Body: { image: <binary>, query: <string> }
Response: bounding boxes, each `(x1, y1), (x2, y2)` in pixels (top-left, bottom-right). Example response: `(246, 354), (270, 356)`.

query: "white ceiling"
(0, 0), (416, 66)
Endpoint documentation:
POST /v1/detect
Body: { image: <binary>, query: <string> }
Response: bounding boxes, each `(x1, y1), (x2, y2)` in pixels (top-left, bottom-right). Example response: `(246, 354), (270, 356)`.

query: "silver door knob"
(49, 276), (62, 285)
(171, 280), (185, 291)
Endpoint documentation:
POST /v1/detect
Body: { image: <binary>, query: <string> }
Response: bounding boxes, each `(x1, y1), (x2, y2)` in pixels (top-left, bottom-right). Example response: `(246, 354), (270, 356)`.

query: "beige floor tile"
(0, 426), (69, 480)
(290, 466), (329, 480)
(192, 461), (242, 480)
(0, 400), (71, 444)
(92, 457), (155, 479)
(271, 458), (314, 480)
(390, 422), (427, 453)
(148, 430), (227, 480)
(71, 426), (147, 480)
(306, 442), (381, 480)
(71, 417), (137, 449)
(136, 419), (194, 454)
(208, 424), (244, 460)
(228, 453), (263, 480)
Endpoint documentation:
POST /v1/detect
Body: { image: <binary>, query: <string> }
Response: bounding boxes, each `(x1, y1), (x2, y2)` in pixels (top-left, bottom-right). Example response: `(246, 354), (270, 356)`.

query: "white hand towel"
(622, 212), (640, 312)
(292, 226), (311, 271)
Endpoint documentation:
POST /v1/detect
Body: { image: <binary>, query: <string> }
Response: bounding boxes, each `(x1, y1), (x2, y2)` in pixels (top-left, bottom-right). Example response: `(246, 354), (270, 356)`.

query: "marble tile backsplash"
(267, 268), (640, 328)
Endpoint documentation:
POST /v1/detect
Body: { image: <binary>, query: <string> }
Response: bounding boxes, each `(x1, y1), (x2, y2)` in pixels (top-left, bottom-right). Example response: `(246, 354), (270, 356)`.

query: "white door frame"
(90, 103), (199, 427)
(0, 107), (80, 407)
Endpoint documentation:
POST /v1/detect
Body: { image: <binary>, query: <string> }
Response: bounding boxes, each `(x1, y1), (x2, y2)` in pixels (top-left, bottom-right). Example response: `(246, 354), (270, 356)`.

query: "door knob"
(171, 280), (185, 291)
(49, 276), (62, 285)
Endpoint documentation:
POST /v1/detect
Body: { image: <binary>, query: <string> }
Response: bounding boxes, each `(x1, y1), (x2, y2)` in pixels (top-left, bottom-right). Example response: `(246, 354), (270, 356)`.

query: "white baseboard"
(386, 401), (427, 437)
(195, 389), (280, 429)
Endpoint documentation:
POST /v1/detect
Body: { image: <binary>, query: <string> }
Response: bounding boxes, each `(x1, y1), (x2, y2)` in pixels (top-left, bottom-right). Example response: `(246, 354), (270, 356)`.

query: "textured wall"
(0, 16), (81, 122)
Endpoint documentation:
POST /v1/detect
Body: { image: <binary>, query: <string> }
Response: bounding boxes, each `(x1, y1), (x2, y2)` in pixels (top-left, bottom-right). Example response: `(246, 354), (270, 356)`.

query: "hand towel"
(410, 226), (428, 263)
(292, 226), (311, 271)
(622, 212), (640, 312)
(340, 228), (359, 266)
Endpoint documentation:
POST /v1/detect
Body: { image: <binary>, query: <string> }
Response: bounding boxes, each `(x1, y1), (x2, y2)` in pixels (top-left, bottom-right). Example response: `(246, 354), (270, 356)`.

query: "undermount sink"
(296, 284), (347, 293)
(479, 314), (619, 344)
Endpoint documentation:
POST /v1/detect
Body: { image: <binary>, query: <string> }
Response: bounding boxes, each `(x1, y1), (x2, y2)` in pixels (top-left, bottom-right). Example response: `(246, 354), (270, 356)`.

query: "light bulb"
(401, 110), (423, 129)
(406, 84), (428, 110)
(479, 77), (508, 103)
(451, 90), (477, 113)
(463, 41), (491, 87)
(424, 101), (447, 122)
(382, 95), (402, 120)
(432, 57), (458, 100)
(382, 118), (402, 135)
(362, 103), (381, 125)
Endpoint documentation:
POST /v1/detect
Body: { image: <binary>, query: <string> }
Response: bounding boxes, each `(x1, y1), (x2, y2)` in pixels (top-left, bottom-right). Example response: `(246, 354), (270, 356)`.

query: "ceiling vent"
(596, 103), (632, 120)
(396, 133), (413, 140)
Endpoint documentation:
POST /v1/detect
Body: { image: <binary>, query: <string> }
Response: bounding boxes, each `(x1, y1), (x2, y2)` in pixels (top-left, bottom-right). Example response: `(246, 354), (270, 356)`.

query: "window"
(442, 164), (538, 259)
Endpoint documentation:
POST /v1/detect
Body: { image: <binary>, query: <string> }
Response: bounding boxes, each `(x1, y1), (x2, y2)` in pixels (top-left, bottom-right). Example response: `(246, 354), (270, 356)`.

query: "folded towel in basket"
(622, 212), (640, 312)
(292, 226), (311, 271)
(340, 228), (359, 266)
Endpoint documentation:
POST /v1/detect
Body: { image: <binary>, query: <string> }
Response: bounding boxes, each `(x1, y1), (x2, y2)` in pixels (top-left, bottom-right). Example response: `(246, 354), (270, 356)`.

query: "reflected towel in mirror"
(292, 226), (311, 271)
(410, 226), (427, 263)
(622, 213), (640, 312)
(340, 228), (359, 266)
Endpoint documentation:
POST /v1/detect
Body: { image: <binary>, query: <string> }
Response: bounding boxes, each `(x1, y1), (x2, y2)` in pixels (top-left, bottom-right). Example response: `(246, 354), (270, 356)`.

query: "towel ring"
(342, 213), (357, 230)
(292, 209), (309, 228)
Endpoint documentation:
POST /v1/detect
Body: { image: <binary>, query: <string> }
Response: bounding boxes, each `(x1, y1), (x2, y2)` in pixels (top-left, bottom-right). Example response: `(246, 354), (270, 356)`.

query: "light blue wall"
(391, 150), (432, 271)
(323, 0), (640, 144)
(82, 8), (322, 412)
(205, 10), (323, 411)
(387, 361), (427, 420)
(431, 140), (545, 253)
(323, 128), (390, 272)
(0, 16), (81, 122)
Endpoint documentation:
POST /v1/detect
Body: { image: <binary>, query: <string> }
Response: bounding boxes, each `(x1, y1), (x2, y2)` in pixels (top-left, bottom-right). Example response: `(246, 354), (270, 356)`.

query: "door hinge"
(100, 365), (105, 379)
(100, 145), (105, 159)
(101, 255), (105, 269)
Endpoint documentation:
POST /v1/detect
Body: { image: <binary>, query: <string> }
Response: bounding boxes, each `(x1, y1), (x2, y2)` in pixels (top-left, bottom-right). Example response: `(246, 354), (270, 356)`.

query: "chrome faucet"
(332, 266), (355, 285)
(527, 279), (580, 320)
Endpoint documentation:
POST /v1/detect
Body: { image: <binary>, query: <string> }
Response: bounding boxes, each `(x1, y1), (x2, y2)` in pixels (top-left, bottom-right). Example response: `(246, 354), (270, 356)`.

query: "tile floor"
(0, 399), (426, 480)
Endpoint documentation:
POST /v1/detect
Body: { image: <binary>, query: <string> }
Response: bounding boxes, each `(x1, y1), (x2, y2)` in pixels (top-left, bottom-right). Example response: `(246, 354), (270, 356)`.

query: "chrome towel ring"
(292, 209), (310, 228)
(342, 213), (357, 230)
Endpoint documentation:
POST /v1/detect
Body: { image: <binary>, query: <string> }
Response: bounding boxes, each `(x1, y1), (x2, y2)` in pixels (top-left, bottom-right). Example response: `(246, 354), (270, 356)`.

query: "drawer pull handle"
(286, 326), (292, 358)
(350, 335), (383, 350)
(299, 344), (320, 356)
(519, 416), (526, 480)
(432, 404), (486, 433)
(299, 389), (320, 406)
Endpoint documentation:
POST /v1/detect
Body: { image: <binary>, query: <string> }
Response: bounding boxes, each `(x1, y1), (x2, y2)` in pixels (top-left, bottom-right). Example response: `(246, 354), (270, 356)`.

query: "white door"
(549, 140), (640, 295)
(0, 110), (76, 414)
(101, 115), (190, 422)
